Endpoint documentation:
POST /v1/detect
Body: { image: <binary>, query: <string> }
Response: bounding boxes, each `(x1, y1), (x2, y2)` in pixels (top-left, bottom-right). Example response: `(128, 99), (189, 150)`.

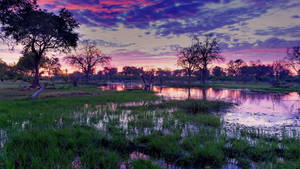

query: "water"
(99, 83), (300, 134)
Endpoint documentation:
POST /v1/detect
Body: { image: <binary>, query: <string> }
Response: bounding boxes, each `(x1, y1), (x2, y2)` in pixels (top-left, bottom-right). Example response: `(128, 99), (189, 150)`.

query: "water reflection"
(99, 83), (300, 132)
(99, 82), (142, 91)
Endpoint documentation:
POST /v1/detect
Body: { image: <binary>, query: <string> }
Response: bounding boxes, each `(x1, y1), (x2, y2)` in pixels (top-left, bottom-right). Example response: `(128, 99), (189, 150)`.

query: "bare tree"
(64, 42), (111, 81)
(227, 59), (245, 77)
(141, 69), (155, 91)
(177, 45), (198, 85)
(272, 61), (290, 81)
(194, 36), (223, 84)
(156, 68), (171, 85)
(286, 46), (300, 77)
(178, 36), (222, 85)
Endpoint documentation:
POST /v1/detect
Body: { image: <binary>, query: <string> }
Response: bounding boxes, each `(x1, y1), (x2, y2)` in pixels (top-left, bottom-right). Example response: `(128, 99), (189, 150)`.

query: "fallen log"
(31, 84), (47, 99)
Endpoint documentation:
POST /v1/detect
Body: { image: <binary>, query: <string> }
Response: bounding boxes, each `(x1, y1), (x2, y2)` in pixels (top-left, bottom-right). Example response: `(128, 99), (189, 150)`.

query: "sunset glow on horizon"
(1, 0), (300, 71)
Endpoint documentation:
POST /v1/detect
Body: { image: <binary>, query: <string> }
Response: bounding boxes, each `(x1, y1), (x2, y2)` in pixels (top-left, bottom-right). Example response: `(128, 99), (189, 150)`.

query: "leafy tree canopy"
(0, 0), (79, 87)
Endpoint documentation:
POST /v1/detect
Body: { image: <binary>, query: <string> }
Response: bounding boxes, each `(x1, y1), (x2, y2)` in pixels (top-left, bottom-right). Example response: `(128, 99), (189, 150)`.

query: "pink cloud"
(38, 0), (159, 13)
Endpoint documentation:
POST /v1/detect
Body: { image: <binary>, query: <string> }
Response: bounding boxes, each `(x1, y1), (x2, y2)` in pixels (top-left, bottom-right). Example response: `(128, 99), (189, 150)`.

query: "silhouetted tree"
(193, 69), (209, 80)
(16, 51), (46, 76)
(253, 64), (274, 81)
(141, 69), (155, 91)
(238, 62), (274, 82)
(156, 68), (171, 85)
(103, 67), (118, 76)
(173, 69), (184, 77)
(0, 58), (8, 81)
(16, 52), (61, 83)
(212, 66), (226, 77)
(227, 59), (245, 77)
(273, 61), (290, 81)
(43, 57), (61, 82)
(69, 71), (83, 87)
(0, 1), (79, 87)
(177, 45), (198, 85)
(65, 42), (111, 81)
(195, 36), (223, 84)
(239, 65), (254, 82)
(122, 66), (143, 77)
(103, 67), (117, 80)
(286, 46), (300, 82)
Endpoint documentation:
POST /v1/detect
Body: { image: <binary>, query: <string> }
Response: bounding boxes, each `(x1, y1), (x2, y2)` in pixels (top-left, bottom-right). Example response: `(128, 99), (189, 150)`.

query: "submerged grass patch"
(155, 99), (232, 114)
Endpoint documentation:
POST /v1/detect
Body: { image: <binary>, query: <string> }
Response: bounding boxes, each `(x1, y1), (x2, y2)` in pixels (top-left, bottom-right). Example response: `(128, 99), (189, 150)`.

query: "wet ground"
(99, 83), (300, 135)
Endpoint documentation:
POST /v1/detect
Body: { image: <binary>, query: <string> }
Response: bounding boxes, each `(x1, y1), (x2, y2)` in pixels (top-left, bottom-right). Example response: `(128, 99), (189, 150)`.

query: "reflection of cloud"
(153, 86), (300, 130)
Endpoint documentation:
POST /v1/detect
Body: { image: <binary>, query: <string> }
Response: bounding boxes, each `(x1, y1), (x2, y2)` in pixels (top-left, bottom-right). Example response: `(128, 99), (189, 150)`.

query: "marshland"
(1, 0), (300, 168)
(0, 80), (300, 169)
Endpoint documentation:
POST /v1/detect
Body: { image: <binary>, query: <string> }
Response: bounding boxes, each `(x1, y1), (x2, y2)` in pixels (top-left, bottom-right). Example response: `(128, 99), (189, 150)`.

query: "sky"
(1, 0), (300, 71)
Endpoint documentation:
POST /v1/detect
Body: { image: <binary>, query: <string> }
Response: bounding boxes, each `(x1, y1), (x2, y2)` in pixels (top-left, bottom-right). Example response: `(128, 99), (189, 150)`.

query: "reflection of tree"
(234, 90), (285, 105)
(110, 85), (118, 91)
(207, 88), (287, 106)
(100, 83), (298, 112)
(187, 88), (191, 100)
(124, 83), (132, 89)
(202, 88), (207, 101)
(159, 86), (163, 93)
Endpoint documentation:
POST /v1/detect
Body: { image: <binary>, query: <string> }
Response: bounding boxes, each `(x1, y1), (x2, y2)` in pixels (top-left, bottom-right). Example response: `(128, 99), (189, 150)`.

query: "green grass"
(0, 81), (30, 89)
(132, 159), (162, 169)
(0, 84), (300, 168)
(3, 127), (122, 169)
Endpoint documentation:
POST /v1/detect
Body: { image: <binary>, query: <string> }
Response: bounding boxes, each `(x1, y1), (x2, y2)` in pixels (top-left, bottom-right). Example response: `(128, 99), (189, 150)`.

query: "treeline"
(0, 57), (61, 82)
(98, 60), (298, 84)
(0, 58), (299, 85)
(216, 60), (292, 82)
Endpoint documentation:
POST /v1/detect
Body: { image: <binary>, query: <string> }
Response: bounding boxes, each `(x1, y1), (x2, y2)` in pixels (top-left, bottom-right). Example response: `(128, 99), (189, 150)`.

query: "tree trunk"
(85, 72), (90, 82)
(72, 78), (78, 87)
(32, 65), (40, 88)
(141, 75), (149, 91)
(202, 65), (208, 84)
(201, 69), (206, 84)
(202, 88), (207, 100)
(188, 72), (191, 86)
(201, 58), (208, 84)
